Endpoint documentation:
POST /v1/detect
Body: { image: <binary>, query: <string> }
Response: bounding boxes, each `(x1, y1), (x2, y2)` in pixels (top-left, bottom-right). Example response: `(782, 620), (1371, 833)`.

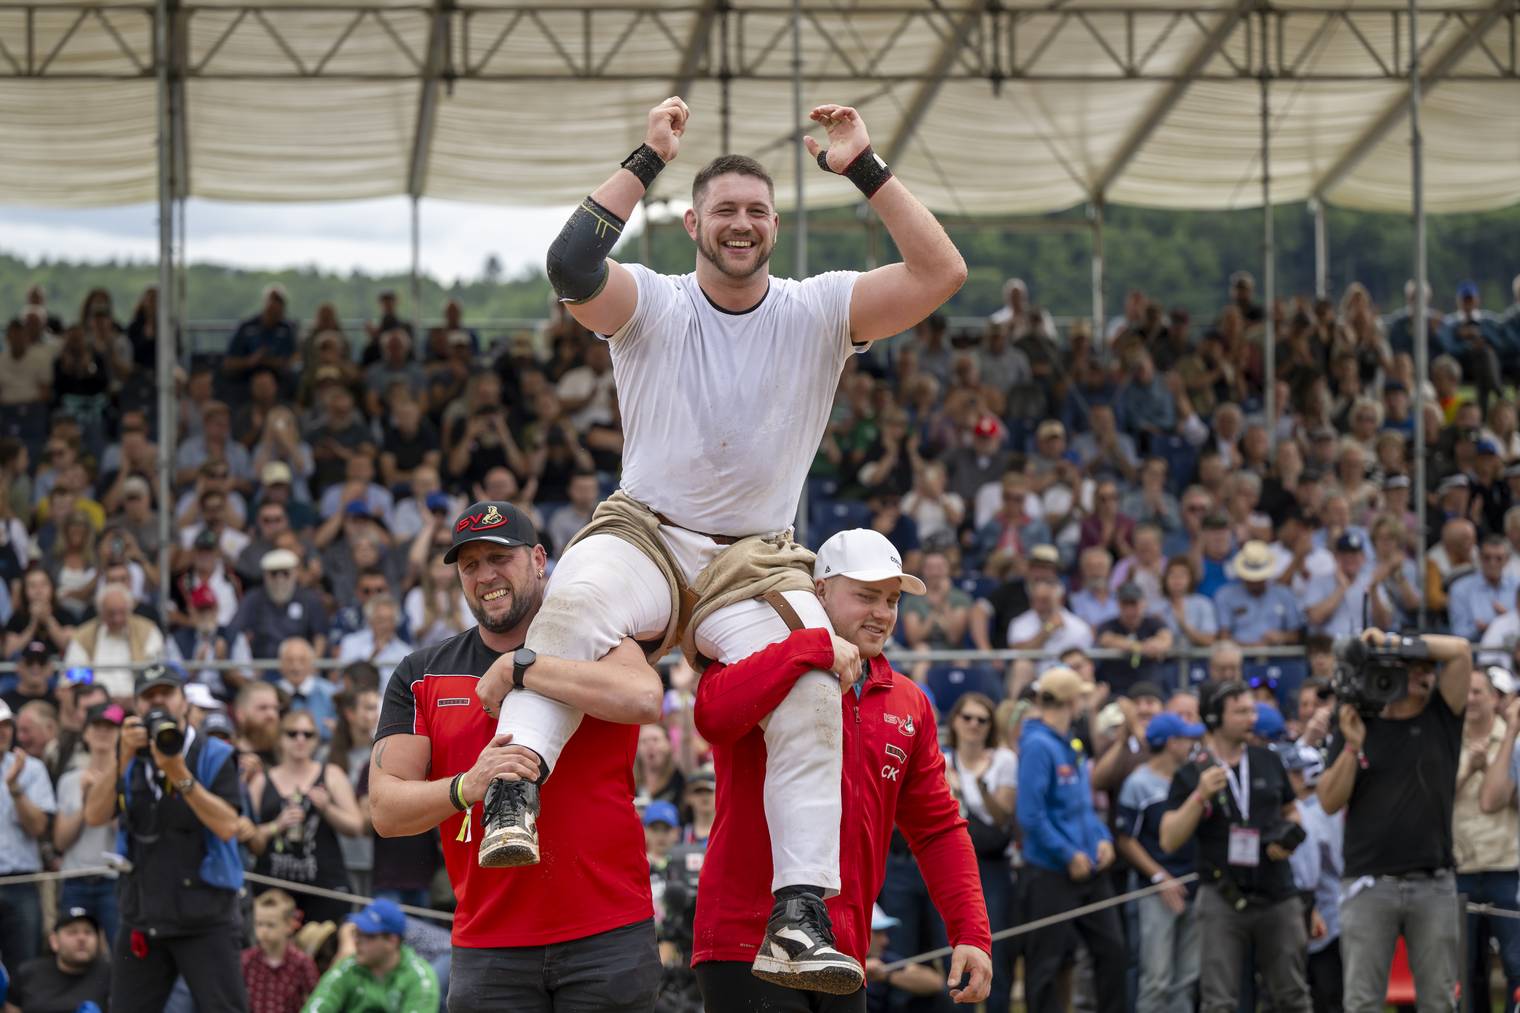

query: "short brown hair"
(255, 889), (296, 918)
(691, 155), (774, 209)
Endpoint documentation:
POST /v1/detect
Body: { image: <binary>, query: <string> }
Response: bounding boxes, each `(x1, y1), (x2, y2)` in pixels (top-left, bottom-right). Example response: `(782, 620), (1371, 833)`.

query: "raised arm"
(548, 97), (689, 337)
(801, 105), (966, 345)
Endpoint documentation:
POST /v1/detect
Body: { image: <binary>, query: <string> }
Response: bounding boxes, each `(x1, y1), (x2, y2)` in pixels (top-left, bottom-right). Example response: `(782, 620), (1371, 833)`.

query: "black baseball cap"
(442, 501), (539, 565)
(20, 640), (51, 664)
(55, 906), (99, 932)
(135, 662), (185, 696)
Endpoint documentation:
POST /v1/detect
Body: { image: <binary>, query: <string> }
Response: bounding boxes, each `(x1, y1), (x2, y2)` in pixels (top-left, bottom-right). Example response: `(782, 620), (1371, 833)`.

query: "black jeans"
(109, 923), (249, 1013)
(1307, 940), (1343, 1013)
(694, 962), (866, 1013)
(448, 918), (661, 1012)
(1022, 865), (1127, 1013)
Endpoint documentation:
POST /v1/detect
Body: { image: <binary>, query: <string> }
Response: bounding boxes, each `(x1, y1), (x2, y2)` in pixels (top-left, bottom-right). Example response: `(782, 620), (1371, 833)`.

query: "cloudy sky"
(0, 198), (655, 282)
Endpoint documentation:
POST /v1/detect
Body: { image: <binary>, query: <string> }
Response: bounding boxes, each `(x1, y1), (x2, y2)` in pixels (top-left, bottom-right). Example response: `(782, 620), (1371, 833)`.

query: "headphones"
(1203, 679), (1250, 730)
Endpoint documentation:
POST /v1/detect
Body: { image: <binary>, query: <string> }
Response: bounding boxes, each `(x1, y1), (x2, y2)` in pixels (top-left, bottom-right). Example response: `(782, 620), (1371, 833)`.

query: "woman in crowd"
(1160, 555), (1218, 649)
(250, 404), (316, 501)
(403, 552), (471, 648)
(245, 708), (364, 926)
(1369, 514), (1422, 630)
(4, 564), (76, 658)
(332, 687), (380, 897)
(944, 692), (1017, 1013)
(636, 722), (686, 808)
(49, 512), (99, 617)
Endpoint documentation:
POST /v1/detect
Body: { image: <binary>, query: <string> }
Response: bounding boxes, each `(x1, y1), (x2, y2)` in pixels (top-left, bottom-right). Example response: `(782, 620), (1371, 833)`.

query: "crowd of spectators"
(4, 268), (1520, 1010)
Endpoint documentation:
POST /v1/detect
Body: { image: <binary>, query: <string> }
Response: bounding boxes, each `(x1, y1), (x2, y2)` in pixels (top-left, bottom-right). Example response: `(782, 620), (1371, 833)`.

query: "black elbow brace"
(546, 197), (626, 304)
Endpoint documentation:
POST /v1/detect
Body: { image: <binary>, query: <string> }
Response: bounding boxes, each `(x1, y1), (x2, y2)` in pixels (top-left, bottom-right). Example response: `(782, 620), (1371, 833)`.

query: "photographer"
(1317, 629), (1470, 1013)
(83, 664), (249, 1012)
(1159, 680), (1310, 1013)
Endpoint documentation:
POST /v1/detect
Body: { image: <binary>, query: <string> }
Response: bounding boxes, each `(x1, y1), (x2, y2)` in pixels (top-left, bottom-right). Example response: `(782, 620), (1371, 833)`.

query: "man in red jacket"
(692, 528), (994, 1010)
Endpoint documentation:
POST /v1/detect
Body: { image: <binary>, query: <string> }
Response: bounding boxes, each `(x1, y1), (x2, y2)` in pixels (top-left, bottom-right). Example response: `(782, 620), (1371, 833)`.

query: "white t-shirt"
(608, 264), (861, 536)
(1006, 608), (1093, 671)
(952, 746), (1019, 827)
(56, 767), (116, 872)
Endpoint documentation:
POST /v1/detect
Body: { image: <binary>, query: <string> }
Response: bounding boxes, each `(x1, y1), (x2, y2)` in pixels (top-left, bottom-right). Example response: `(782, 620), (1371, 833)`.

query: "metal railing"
(2, 644), (1309, 694)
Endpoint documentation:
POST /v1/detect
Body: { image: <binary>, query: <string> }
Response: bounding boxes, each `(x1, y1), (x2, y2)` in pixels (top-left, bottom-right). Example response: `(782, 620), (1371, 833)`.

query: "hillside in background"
(4, 202), (1519, 336)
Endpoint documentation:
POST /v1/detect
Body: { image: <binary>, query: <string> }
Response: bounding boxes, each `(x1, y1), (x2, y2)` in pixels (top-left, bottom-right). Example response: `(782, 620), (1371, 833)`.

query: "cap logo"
(889, 554), (901, 566)
(457, 505), (507, 533)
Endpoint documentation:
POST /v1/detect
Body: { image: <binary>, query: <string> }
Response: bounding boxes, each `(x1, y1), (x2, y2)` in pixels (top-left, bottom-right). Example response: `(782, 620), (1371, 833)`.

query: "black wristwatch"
(512, 648), (537, 690)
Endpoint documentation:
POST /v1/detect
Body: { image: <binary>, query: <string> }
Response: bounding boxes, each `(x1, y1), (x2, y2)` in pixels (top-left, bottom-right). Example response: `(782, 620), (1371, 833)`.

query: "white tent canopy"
(1, 0), (1517, 214)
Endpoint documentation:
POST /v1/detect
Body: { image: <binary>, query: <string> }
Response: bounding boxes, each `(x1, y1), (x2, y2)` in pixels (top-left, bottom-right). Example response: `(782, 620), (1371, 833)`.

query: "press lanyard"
(1222, 749), (1250, 823)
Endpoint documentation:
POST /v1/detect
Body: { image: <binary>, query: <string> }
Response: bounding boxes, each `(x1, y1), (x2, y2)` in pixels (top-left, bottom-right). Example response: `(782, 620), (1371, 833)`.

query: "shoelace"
(487, 782), (526, 825)
(794, 896), (835, 945)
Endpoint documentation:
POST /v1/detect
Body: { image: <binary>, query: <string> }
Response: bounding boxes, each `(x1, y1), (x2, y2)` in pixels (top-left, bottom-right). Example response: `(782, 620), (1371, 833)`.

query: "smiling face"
(685, 173), (778, 281)
(455, 541), (545, 636)
(817, 575), (902, 659)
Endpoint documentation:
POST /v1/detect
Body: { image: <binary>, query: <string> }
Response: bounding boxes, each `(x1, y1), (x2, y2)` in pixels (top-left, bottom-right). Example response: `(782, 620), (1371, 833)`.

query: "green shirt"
(303, 946), (439, 1013)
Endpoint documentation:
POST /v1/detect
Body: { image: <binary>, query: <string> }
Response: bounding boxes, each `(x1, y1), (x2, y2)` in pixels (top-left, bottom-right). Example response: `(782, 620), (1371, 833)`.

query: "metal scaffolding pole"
(1312, 199), (1328, 299)
(791, 0), (809, 545)
(1411, 0), (1429, 627)
(410, 197), (422, 335)
(154, 0), (177, 615)
(1090, 200), (1105, 342)
(1260, 16), (1276, 455)
(790, 0), (807, 281)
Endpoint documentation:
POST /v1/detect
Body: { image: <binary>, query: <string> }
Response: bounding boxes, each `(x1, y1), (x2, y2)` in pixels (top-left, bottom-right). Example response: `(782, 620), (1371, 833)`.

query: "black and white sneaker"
(750, 892), (864, 995)
(477, 778), (540, 868)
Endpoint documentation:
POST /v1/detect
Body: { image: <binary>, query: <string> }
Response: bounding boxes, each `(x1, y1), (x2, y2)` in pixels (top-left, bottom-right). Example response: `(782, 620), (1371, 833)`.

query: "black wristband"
(449, 773), (467, 812)
(815, 144), (893, 199)
(621, 143), (666, 189)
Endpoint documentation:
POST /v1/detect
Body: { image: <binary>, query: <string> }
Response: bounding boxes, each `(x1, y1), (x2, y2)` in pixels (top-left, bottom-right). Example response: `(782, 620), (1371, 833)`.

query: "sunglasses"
(959, 714), (990, 726)
(282, 729), (317, 740)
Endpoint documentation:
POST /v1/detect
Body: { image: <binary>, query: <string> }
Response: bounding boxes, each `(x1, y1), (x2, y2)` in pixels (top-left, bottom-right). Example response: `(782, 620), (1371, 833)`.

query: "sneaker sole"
(750, 955), (864, 996)
(478, 832), (539, 869)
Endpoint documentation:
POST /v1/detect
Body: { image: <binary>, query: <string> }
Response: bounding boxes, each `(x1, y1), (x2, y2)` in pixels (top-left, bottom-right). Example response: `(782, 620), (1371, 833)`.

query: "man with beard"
(472, 95), (966, 994)
(235, 681), (282, 767)
(226, 548), (329, 661)
(5, 906), (112, 1012)
(370, 502), (667, 1010)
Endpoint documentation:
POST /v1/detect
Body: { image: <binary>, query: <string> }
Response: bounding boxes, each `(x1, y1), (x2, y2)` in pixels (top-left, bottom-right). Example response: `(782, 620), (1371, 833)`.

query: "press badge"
(1228, 826), (1260, 867)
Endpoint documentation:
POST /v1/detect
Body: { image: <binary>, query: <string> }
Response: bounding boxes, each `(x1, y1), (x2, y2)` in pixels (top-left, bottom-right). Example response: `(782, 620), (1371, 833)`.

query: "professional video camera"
(1331, 633), (1432, 716)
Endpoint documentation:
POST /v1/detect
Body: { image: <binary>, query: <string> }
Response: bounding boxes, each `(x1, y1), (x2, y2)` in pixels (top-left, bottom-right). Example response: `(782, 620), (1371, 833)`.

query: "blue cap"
(1254, 702), (1286, 741)
(1334, 531), (1365, 553)
(1144, 712), (1206, 750)
(642, 800), (680, 828)
(346, 898), (406, 936)
(344, 500), (374, 517)
(425, 491), (451, 512)
(1458, 280), (1480, 299)
(871, 903), (901, 932)
(1478, 438), (1501, 456)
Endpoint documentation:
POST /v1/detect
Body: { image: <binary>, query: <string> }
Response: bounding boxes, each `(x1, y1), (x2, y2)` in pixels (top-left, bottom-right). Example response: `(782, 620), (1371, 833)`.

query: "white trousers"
(497, 528), (842, 894)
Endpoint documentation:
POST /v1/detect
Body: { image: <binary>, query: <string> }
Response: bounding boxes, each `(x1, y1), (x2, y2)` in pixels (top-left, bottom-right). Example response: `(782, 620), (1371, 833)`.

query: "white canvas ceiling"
(1, 0), (1516, 214)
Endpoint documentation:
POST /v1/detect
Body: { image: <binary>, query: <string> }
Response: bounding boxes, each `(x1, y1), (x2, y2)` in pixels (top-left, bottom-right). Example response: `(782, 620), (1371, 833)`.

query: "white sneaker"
(750, 893), (864, 995)
(477, 779), (540, 868)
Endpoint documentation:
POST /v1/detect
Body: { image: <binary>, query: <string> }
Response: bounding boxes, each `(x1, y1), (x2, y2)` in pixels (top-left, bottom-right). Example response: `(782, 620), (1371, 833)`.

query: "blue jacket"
(1016, 718), (1111, 872)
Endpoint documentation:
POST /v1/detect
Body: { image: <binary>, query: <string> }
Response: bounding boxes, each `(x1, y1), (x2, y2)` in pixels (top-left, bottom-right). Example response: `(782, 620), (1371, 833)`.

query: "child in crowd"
(241, 889), (320, 1013)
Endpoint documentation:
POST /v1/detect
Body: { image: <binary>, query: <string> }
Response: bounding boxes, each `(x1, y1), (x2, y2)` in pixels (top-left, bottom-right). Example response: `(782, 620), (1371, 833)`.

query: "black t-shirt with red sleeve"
(376, 627), (652, 948)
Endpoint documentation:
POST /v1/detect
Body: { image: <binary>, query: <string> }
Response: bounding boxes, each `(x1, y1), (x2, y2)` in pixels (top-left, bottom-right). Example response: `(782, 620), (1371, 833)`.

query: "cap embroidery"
(457, 504), (507, 533)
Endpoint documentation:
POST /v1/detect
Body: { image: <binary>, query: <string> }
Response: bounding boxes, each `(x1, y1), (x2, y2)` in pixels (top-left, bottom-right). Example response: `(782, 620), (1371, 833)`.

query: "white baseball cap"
(184, 683), (224, 712)
(813, 529), (927, 595)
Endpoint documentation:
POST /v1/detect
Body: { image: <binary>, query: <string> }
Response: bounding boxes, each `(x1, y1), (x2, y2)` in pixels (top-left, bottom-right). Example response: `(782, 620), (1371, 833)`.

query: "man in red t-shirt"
(691, 528), (994, 1010)
(369, 501), (667, 1010)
